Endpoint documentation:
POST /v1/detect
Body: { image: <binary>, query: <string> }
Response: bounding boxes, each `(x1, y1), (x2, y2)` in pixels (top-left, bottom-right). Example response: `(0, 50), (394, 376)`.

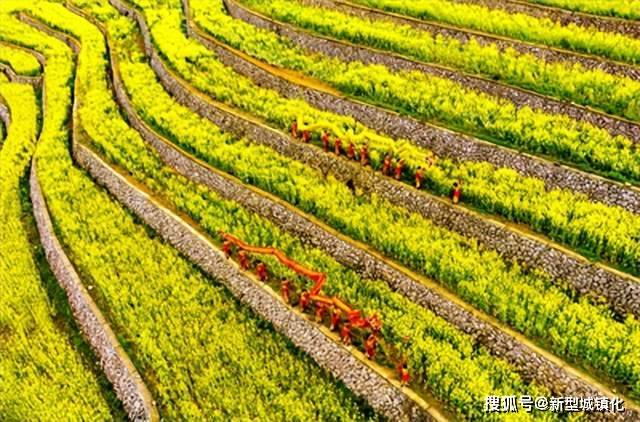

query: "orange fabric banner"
(223, 233), (326, 289)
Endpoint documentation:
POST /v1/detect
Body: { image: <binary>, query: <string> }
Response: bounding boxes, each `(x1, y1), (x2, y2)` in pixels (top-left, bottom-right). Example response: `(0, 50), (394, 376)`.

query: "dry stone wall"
(309, 0), (640, 80)
(0, 102), (10, 127)
(29, 164), (158, 422)
(0, 42), (44, 87)
(0, 62), (42, 87)
(72, 140), (433, 422)
(100, 23), (626, 407)
(216, 0), (640, 215)
(23, 16), (158, 420)
(299, 0), (640, 83)
(311, 0), (640, 142)
(449, 0), (640, 39)
(59, 3), (638, 417)
(111, 0), (640, 319)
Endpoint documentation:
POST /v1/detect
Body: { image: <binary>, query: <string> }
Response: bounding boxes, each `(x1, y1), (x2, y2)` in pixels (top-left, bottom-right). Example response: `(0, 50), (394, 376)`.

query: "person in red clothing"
(451, 180), (463, 204)
(347, 142), (356, 160)
(381, 153), (392, 176)
(222, 240), (233, 258)
(238, 250), (250, 270)
(281, 279), (291, 304)
(360, 144), (369, 167)
(334, 138), (342, 156)
(341, 323), (352, 345)
(299, 291), (311, 312)
(415, 166), (425, 189)
(365, 334), (377, 360)
(256, 261), (267, 282)
(321, 131), (330, 152)
(330, 308), (341, 331)
(394, 159), (405, 180)
(302, 130), (311, 143)
(315, 303), (327, 323)
(290, 119), (298, 138)
(398, 362), (410, 386)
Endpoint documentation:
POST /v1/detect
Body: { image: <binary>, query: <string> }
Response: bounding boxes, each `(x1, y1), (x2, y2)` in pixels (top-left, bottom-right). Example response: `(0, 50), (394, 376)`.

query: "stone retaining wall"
(0, 62), (43, 87)
(312, 0), (640, 142)
(111, 0), (640, 319)
(57, 4), (638, 416)
(0, 42), (44, 87)
(99, 17), (628, 409)
(318, 0), (640, 81)
(218, 0), (640, 215)
(298, 0), (640, 84)
(0, 102), (10, 127)
(450, 0), (640, 40)
(29, 163), (158, 421)
(72, 140), (432, 421)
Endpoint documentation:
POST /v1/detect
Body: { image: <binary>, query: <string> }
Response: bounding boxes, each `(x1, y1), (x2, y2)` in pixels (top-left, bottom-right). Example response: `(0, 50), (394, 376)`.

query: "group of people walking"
(223, 237), (411, 386)
(291, 121), (464, 204)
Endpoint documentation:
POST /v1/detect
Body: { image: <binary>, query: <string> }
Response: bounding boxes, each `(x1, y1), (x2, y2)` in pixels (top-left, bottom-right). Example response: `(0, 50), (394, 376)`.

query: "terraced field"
(0, 0), (638, 420)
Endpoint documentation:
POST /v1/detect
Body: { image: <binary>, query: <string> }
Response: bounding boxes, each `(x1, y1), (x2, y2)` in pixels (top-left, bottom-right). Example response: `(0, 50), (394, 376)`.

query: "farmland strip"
(347, 0), (640, 65)
(109, 0), (640, 317)
(0, 42), (118, 418)
(72, 139), (436, 421)
(451, 0), (640, 38)
(0, 42), (41, 76)
(523, 0), (640, 21)
(295, 0), (640, 132)
(222, 0), (640, 188)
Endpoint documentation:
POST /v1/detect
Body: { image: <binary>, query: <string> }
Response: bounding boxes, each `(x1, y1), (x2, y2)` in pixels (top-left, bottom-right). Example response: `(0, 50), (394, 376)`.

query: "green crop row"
(2, 2), (380, 419)
(92, 0), (640, 398)
(234, 0), (640, 123)
(194, 0), (640, 275)
(348, 0), (640, 65)
(0, 56), (115, 419)
(238, 0), (640, 185)
(51, 1), (558, 418)
(0, 42), (41, 75)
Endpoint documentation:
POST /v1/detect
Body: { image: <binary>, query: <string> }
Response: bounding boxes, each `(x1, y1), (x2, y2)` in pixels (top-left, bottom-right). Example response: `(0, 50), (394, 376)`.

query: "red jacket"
(347, 143), (356, 160)
(322, 132), (330, 151)
(394, 161), (404, 180)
